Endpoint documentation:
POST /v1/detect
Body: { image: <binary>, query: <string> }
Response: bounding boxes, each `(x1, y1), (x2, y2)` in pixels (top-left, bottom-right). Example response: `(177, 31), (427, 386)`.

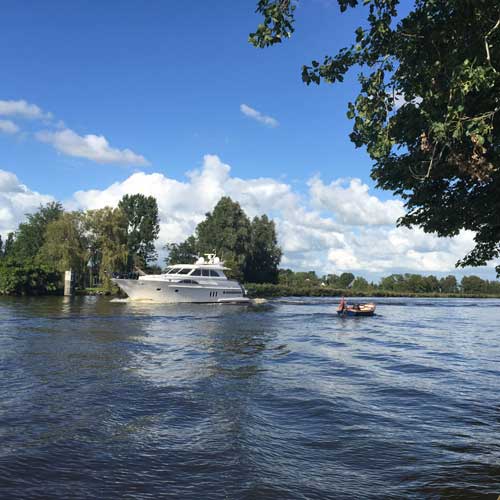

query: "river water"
(0, 296), (499, 499)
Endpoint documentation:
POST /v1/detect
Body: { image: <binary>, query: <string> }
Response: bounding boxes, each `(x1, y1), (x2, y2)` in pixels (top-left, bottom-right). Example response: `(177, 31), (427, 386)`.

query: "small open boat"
(337, 298), (376, 317)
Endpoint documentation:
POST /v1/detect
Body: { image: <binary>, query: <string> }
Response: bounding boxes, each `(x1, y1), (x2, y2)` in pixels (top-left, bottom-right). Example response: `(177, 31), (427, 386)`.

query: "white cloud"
(0, 156), (492, 278)
(328, 248), (361, 270)
(309, 176), (405, 225)
(393, 93), (423, 110)
(325, 225), (478, 274)
(1, 98), (148, 168)
(69, 154), (292, 245)
(0, 99), (52, 120)
(0, 170), (54, 235)
(240, 104), (279, 128)
(36, 128), (150, 166)
(0, 120), (20, 135)
(67, 154), (495, 276)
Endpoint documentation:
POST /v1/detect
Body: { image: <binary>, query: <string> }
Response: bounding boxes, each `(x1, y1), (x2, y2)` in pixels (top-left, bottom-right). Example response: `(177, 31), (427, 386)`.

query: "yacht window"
(169, 267), (181, 274)
(209, 270), (220, 277)
(202, 269), (210, 276)
(178, 268), (191, 274)
(191, 269), (202, 276)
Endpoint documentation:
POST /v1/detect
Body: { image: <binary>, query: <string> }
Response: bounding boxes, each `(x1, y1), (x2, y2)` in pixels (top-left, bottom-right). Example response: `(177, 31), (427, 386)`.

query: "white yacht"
(112, 254), (250, 304)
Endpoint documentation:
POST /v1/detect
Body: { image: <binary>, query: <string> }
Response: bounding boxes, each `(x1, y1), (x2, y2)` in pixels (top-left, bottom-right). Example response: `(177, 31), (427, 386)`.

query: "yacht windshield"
(169, 267), (181, 274)
(178, 268), (191, 274)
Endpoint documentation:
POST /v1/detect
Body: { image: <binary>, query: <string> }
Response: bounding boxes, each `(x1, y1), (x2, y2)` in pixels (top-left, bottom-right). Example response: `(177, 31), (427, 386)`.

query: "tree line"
(165, 196), (282, 283)
(277, 270), (500, 295)
(2, 191), (498, 296)
(0, 195), (282, 294)
(0, 195), (160, 294)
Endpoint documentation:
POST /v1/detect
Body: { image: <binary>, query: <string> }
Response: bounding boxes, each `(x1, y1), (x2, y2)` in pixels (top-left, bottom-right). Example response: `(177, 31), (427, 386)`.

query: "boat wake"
(109, 297), (268, 306)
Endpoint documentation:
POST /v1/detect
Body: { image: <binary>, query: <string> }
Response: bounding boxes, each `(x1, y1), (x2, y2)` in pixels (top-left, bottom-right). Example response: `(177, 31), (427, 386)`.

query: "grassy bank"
(243, 283), (500, 299)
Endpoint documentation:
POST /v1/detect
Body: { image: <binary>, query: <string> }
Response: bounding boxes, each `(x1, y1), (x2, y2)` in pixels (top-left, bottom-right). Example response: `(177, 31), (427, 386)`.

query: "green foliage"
(244, 215), (282, 283)
(146, 264), (163, 274)
(165, 236), (198, 266)
(279, 269), (319, 286)
(196, 197), (251, 279)
(439, 274), (458, 293)
(164, 197), (282, 282)
(351, 276), (370, 290)
(118, 194), (160, 269)
(11, 202), (63, 260)
(326, 272), (355, 288)
(272, 269), (500, 296)
(248, 271), (500, 297)
(460, 274), (497, 294)
(249, 0), (296, 47)
(85, 207), (129, 290)
(379, 273), (442, 293)
(39, 212), (88, 284)
(0, 200), (152, 294)
(0, 257), (59, 295)
(277, 268), (294, 285)
(251, 0), (500, 275)
(4, 233), (14, 256)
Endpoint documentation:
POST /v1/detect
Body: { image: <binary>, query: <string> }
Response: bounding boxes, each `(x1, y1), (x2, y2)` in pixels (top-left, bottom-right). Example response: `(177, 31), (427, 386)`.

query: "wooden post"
(64, 270), (74, 296)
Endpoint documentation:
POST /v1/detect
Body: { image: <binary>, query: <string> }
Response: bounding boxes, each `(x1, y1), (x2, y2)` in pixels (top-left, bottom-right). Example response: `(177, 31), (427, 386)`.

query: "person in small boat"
(338, 297), (346, 312)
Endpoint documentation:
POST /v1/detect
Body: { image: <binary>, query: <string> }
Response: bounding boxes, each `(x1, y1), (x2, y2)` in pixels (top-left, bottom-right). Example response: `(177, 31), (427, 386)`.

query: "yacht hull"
(112, 278), (249, 304)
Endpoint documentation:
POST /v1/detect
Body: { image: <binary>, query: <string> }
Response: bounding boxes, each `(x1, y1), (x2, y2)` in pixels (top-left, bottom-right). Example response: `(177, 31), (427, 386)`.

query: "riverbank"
(243, 283), (500, 299)
(67, 284), (500, 300)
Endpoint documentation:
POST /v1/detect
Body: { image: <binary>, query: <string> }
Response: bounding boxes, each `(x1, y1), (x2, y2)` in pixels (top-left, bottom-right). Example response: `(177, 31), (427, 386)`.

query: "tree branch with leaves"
(250, 0), (500, 275)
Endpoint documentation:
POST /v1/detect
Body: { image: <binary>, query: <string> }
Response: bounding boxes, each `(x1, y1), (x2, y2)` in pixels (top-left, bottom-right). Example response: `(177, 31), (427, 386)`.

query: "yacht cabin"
(139, 254), (230, 282)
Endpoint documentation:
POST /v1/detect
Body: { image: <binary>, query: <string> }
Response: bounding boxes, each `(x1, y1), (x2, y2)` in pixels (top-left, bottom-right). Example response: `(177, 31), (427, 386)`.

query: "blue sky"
(0, 0), (497, 278)
(1, 0), (375, 198)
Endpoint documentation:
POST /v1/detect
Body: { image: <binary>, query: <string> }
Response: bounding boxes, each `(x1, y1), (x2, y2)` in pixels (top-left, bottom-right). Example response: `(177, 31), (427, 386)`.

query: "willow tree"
(39, 212), (88, 285)
(85, 207), (128, 289)
(250, 0), (500, 274)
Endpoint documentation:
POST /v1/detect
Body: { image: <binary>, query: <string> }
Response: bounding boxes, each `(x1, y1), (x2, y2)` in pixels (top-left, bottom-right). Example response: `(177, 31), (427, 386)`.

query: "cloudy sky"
(0, 1), (496, 278)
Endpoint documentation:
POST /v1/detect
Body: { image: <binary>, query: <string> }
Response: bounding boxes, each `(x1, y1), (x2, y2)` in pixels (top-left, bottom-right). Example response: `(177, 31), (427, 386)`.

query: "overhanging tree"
(250, 0), (500, 274)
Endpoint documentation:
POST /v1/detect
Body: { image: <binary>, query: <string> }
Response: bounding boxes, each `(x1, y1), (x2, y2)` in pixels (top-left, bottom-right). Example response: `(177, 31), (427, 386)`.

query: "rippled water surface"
(1, 296), (500, 499)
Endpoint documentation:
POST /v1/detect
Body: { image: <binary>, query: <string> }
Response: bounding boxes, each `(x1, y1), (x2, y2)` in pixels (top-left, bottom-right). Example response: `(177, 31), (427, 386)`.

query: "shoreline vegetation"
(243, 284), (500, 300)
(1, 197), (500, 299)
(71, 284), (500, 300)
